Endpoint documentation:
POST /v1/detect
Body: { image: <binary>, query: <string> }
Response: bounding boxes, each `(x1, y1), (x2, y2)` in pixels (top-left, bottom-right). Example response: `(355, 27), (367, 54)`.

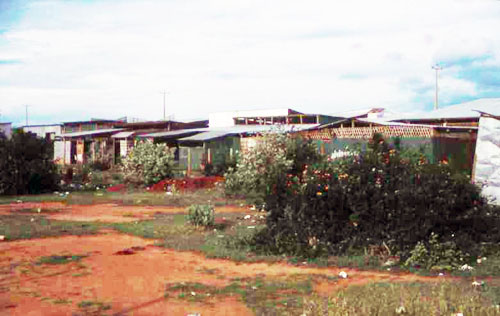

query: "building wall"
(209, 109), (293, 127)
(474, 116), (500, 205)
(62, 121), (116, 133)
(119, 139), (134, 157)
(22, 125), (62, 140)
(309, 137), (434, 162)
(0, 123), (12, 138)
(205, 136), (240, 166)
(54, 141), (65, 163)
(432, 130), (477, 173)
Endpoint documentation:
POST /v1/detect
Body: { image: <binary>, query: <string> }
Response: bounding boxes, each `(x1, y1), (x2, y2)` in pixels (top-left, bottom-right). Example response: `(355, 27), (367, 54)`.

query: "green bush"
(186, 204), (215, 227)
(404, 232), (467, 271)
(122, 141), (174, 186)
(0, 131), (59, 195)
(225, 131), (323, 205)
(258, 134), (500, 260)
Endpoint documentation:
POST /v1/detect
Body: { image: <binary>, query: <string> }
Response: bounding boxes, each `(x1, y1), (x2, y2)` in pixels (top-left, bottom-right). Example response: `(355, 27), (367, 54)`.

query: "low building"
(0, 122), (12, 139)
(59, 119), (125, 165)
(301, 109), (479, 174)
(209, 108), (339, 127)
(22, 124), (62, 140)
(21, 124), (64, 161)
(112, 120), (208, 160)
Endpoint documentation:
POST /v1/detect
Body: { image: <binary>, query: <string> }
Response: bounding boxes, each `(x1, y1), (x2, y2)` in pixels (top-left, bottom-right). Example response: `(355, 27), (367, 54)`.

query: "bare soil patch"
(0, 202), (251, 223)
(0, 232), (447, 315)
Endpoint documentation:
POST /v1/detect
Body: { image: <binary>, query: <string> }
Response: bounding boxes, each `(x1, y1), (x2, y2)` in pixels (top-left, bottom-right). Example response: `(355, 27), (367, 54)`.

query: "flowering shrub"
(256, 134), (500, 260)
(225, 131), (323, 205)
(122, 142), (174, 186)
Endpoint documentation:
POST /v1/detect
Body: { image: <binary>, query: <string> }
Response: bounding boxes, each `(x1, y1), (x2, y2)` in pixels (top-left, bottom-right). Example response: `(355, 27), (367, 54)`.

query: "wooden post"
(187, 147), (192, 177)
(63, 138), (66, 164)
(112, 138), (116, 166)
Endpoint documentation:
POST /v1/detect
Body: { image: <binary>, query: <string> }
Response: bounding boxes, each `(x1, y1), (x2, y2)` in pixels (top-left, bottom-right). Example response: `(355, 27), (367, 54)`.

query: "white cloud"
(1, 0), (500, 125)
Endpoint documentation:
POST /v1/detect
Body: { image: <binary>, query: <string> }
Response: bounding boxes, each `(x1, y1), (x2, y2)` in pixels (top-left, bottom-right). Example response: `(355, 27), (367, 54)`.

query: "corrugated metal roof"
(328, 108), (384, 119)
(178, 124), (318, 142)
(111, 131), (135, 138)
(392, 98), (500, 121)
(179, 131), (231, 141)
(357, 118), (478, 130)
(61, 128), (124, 138)
(138, 128), (208, 138)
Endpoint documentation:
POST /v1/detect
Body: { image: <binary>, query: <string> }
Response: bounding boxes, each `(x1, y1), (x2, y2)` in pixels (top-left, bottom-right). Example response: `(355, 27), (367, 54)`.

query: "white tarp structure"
(474, 114), (500, 205)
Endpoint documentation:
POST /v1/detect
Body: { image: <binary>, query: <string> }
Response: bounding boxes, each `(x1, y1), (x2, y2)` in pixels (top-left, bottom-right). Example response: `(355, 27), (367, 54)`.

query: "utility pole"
(432, 64), (442, 110)
(25, 104), (29, 126)
(161, 90), (169, 121)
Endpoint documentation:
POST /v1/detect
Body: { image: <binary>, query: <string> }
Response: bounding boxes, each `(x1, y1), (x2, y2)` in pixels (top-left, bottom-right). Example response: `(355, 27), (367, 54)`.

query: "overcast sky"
(1, 0), (500, 126)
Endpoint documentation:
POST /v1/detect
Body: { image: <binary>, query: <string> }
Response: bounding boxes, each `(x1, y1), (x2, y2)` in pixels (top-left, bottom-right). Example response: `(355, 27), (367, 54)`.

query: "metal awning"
(61, 128), (124, 138)
(138, 128), (208, 138)
(178, 124), (319, 142)
(111, 131), (135, 138)
(178, 131), (232, 142)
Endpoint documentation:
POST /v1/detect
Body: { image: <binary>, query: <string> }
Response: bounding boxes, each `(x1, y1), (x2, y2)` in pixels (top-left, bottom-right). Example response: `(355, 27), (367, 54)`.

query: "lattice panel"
(301, 126), (433, 140)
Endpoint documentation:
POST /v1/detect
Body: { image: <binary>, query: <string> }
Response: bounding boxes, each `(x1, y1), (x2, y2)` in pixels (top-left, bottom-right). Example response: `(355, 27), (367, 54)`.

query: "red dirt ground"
(0, 232), (448, 315)
(0, 202), (252, 223)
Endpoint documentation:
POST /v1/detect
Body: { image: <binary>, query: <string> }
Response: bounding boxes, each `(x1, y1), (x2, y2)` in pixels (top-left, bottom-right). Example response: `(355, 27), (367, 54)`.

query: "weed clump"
(186, 204), (215, 227)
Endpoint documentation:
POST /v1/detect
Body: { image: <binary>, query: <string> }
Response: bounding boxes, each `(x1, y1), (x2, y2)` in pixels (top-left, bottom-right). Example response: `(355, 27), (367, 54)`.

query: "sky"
(1, 0), (500, 126)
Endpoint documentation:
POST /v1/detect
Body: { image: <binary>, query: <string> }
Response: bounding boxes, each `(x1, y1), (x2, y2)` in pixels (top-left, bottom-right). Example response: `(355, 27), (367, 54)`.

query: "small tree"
(122, 142), (174, 186)
(0, 131), (59, 195)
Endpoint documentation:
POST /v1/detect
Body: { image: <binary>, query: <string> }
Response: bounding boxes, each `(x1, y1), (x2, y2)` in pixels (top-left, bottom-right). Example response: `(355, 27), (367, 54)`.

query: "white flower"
(0, 235), (5, 241)
(191, 291), (196, 296)
(459, 264), (474, 271)
(453, 313), (464, 316)
(472, 281), (481, 287)
(477, 258), (482, 264)
(244, 215), (251, 220)
(37, 208), (41, 213)
(338, 271), (348, 279)
(438, 273), (444, 276)
(395, 306), (406, 314)
(30, 218), (35, 222)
